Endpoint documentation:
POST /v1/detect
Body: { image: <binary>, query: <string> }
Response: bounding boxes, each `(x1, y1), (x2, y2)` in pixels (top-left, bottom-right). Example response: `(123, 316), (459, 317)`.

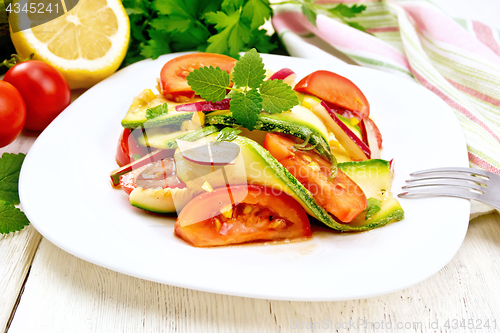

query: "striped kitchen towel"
(272, 0), (500, 218)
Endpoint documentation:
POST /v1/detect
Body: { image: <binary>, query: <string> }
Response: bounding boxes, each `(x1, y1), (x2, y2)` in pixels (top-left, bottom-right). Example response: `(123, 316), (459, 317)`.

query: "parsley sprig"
(122, 0), (275, 66)
(145, 103), (168, 120)
(0, 153), (30, 234)
(121, 0), (367, 66)
(187, 49), (299, 130)
(214, 127), (242, 144)
(274, 1), (367, 31)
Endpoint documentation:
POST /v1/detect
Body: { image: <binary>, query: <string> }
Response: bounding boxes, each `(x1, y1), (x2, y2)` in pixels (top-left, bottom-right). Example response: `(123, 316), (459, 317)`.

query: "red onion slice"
(269, 68), (296, 81)
(175, 99), (231, 112)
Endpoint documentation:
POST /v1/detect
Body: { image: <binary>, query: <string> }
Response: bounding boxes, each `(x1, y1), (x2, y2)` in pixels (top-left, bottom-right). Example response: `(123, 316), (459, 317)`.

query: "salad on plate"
(110, 50), (404, 247)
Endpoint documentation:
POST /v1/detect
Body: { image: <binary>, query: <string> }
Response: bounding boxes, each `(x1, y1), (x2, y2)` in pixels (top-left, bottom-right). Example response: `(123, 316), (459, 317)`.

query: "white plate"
(19, 53), (469, 301)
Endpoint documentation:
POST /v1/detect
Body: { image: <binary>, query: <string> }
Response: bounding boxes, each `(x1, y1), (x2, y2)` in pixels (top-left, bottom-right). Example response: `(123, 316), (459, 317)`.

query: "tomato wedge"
(116, 128), (151, 167)
(294, 70), (370, 120)
(263, 133), (367, 222)
(175, 185), (311, 247)
(160, 53), (237, 101)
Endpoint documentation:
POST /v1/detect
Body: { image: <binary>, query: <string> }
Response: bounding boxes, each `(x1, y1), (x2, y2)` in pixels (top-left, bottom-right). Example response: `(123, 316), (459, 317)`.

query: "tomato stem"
(0, 53), (34, 68)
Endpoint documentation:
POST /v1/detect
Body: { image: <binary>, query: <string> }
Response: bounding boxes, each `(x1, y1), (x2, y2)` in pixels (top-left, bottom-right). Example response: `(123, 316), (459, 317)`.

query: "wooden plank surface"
(5, 213), (500, 333)
(0, 135), (41, 333)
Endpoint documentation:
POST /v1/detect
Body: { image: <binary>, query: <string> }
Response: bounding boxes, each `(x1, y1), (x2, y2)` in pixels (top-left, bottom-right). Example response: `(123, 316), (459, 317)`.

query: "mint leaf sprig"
(0, 153), (30, 234)
(187, 49), (299, 130)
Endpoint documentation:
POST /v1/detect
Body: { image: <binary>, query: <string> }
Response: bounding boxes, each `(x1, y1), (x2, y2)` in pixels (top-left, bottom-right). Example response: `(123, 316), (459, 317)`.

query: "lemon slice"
(9, 0), (130, 89)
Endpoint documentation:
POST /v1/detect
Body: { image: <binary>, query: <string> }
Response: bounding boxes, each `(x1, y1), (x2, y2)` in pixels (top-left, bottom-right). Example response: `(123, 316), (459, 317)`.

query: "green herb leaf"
(152, 0), (211, 41)
(260, 79), (299, 114)
(327, 4), (367, 32)
(150, 16), (191, 34)
(0, 200), (30, 234)
(123, 0), (276, 65)
(205, 11), (251, 57)
(241, 0), (272, 30)
(230, 90), (262, 131)
(146, 103), (169, 120)
(247, 29), (277, 54)
(0, 153), (26, 205)
(346, 21), (367, 32)
(187, 49), (299, 131)
(215, 127), (242, 143)
(126, 7), (145, 15)
(231, 48), (266, 89)
(365, 198), (382, 220)
(140, 29), (171, 60)
(331, 4), (366, 18)
(221, 0), (244, 13)
(187, 66), (230, 101)
(301, 1), (317, 26)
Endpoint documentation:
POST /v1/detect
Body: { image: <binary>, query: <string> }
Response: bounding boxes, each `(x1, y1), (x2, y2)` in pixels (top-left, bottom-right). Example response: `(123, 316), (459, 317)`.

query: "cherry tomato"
(263, 133), (367, 222)
(116, 128), (151, 167)
(175, 185), (311, 247)
(0, 81), (26, 148)
(294, 70), (370, 120)
(3, 60), (71, 132)
(160, 53), (237, 101)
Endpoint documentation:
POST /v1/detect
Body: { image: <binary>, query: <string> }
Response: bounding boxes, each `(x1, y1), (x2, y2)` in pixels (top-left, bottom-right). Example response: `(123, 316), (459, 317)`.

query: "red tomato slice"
(175, 185), (311, 247)
(116, 128), (151, 167)
(263, 133), (367, 222)
(294, 70), (370, 120)
(160, 53), (237, 100)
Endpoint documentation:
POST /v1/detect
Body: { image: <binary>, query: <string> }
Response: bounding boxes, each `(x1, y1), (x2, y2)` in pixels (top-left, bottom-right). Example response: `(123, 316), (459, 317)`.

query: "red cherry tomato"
(294, 70), (370, 120)
(116, 128), (151, 167)
(263, 133), (367, 222)
(175, 185), (311, 247)
(0, 81), (26, 148)
(160, 53), (237, 101)
(3, 60), (71, 132)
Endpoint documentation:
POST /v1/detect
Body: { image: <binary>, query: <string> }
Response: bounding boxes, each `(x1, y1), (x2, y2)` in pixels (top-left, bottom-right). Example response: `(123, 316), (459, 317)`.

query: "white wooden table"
(2, 1), (500, 332)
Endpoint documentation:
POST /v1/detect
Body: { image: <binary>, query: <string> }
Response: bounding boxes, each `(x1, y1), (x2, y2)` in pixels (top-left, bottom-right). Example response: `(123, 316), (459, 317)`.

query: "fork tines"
(398, 167), (492, 202)
(410, 167), (490, 178)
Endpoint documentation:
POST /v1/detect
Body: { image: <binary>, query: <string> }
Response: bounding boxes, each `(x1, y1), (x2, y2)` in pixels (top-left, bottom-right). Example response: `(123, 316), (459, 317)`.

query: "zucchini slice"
(122, 111), (194, 129)
(338, 160), (404, 230)
(137, 126), (220, 150)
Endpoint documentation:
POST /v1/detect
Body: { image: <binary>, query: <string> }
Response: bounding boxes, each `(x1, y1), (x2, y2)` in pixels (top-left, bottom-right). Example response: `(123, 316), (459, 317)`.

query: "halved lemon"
(10, 0), (130, 89)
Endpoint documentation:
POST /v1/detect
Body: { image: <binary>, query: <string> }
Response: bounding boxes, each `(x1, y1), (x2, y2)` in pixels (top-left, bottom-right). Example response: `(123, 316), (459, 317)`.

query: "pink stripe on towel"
(413, 71), (500, 145)
(447, 79), (500, 108)
(402, 3), (500, 65)
(472, 21), (500, 57)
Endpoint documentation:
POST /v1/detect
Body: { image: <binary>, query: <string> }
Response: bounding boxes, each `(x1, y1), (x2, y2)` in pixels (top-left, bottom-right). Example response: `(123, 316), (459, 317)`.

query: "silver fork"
(398, 167), (500, 210)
